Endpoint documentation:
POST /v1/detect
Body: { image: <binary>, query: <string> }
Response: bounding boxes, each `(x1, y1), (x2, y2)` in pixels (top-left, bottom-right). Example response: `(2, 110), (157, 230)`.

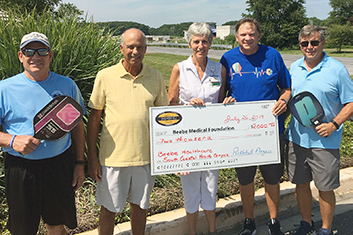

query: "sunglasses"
(21, 48), (50, 57)
(299, 40), (321, 47)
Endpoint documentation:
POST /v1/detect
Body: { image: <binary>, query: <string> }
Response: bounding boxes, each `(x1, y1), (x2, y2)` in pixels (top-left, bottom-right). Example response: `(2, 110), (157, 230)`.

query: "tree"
(308, 17), (330, 27)
(0, 0), (61, 13)
(55, 2), (83, 21)
(95, 21), (151, 36)
(328, 0), (353, 25)
(224, 34), (237, 46)
(326, 23), (353, 52)
(149, 22), (193, 36)
(243, 0), (308, 49)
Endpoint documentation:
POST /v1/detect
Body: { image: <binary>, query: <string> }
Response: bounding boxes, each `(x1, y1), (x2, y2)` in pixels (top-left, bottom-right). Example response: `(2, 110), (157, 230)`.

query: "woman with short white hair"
(168, 22), (234, 235)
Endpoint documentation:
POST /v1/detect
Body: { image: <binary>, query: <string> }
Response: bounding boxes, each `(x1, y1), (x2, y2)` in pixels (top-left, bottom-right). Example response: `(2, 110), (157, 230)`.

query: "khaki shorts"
(286, 141), (340, 191)
(97, 164), (156, 213)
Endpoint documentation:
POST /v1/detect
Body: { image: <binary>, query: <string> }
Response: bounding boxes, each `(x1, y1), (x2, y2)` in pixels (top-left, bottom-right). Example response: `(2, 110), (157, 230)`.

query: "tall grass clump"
(0, 7), (122, 103)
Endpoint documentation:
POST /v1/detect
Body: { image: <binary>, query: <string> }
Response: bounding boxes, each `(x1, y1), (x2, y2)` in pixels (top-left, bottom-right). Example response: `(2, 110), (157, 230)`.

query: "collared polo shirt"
(286, 52), (353, 149)
(178, 56), (222, 104)
(88, 60), (169, 166)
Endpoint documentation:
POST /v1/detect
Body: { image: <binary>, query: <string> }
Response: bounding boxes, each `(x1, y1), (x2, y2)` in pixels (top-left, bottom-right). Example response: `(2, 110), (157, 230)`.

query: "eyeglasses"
(299, 40), (321, 47)
(21, 48), (50, 57)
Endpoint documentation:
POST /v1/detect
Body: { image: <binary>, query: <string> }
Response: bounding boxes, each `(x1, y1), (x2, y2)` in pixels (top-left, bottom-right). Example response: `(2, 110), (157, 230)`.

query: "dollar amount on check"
(149, 100), (280, 175)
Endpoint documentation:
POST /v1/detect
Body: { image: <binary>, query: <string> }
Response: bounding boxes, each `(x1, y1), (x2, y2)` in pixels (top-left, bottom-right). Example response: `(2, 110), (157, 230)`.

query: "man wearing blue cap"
(0, 32), (86, 235)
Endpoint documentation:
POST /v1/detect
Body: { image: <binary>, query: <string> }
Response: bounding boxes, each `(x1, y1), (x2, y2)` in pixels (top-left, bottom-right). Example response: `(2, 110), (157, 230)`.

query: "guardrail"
(147, 42), (232, 50)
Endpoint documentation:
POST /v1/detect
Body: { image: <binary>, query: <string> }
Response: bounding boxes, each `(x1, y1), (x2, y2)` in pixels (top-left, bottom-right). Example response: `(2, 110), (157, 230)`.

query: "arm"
(316, 102), (353, 137)
(87, 108), (103, 181)
(70, 120), (85, 191)
(219, 65), (235, 104)
(0, 132), (41, 155)
(168, 64), (181, 106)
(272, 88), (291, 117)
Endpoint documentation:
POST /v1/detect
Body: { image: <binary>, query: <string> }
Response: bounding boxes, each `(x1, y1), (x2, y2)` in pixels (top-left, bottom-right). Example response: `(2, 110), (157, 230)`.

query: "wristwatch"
(331, 120), (340, 129)
(74, 160), (85, 165)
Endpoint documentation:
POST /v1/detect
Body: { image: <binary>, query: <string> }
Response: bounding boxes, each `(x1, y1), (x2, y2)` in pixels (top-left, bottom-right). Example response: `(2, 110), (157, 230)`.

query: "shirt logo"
(230, 62), (272, 79)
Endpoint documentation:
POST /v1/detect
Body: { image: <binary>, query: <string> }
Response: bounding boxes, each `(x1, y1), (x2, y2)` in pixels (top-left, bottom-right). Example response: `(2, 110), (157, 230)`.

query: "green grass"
(143, 53), (219, 86)
(143, 53), (187, 86)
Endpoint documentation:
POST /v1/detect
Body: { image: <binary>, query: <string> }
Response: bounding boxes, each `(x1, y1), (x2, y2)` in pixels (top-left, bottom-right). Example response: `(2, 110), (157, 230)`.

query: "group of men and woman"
(0, 17), (352, 235)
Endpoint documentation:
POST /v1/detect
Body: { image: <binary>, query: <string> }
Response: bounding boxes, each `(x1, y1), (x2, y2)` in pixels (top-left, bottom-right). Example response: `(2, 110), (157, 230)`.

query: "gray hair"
(121, 28), (146, 46)
(299, 25), (326, 41)
(186, 22), (213, 44)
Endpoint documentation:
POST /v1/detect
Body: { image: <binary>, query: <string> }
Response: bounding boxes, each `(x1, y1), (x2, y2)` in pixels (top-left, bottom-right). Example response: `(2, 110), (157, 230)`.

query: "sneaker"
(268, 218), (284, 235)
(318, 228), (333, 235)
(239, 218), (256, 235)
(295, 220), (316, 235)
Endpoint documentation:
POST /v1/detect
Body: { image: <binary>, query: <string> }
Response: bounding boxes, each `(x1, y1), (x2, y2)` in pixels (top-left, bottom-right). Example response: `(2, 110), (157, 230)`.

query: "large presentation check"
(149, 100), (280, 175)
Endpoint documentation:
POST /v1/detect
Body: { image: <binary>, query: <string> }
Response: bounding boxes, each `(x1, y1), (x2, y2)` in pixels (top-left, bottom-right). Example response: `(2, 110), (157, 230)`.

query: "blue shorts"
(5, 147), (77, 235)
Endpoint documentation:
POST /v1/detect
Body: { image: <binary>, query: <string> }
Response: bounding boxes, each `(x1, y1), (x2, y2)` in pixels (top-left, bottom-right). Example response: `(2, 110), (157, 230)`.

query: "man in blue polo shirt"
(286, 25), (353, 235)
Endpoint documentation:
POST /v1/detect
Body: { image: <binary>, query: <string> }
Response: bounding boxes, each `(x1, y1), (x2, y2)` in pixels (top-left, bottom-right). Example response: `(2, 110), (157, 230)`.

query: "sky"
(62, 0), (332, 28)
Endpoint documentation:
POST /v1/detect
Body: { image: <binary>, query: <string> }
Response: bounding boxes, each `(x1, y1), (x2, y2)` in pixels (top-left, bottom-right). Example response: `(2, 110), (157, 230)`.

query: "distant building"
(216, 25), (236, 39)
(146, 35), (171, 43)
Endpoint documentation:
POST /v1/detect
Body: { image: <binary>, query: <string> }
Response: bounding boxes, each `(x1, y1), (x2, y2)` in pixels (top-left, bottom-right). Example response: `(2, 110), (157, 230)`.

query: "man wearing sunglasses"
(286, 25), (353, 235)
(0, 32), (86, 234)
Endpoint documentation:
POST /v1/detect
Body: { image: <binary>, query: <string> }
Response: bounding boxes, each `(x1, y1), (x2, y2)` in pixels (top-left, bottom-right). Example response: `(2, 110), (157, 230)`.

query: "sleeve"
(154, 71), (169, 107)
(71, 81), (87, 115)
(88, 72), (106, 110)
(337, 65), (353, 104)
(276, 52), (291, 89)
(220, 55), (231, 93)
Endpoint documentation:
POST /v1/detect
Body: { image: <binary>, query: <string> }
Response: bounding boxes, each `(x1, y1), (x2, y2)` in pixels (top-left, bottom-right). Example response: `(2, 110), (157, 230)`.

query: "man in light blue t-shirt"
(0, 32), (86, 235)
(286, 25), (353, 235)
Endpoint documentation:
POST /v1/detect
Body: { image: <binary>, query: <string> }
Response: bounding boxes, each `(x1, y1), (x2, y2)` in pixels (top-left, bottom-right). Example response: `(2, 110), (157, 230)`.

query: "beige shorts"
(180, 170), (219, 213)
(96, 164), (156, 213)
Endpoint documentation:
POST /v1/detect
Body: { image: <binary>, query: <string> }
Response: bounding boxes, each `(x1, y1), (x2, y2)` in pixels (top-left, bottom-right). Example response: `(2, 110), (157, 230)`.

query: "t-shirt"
(0, 71), (86, 159)
(220, 45), (291, 134)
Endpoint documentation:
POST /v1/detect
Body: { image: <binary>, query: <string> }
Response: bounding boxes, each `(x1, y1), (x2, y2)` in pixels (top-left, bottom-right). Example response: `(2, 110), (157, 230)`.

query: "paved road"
(221, 194), (353, 235)
(146, 46), (353, 75)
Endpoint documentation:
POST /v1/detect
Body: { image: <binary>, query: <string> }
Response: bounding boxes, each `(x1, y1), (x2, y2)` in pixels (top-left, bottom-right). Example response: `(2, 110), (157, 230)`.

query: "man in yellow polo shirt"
(87, 28), (169, 234)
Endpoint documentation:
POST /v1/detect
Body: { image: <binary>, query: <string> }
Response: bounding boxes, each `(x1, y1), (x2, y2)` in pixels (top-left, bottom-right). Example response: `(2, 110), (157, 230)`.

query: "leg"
(130, 203), (147, 235)
(204, 209), (216, 233)
(296, 182), (313, 225)
(319, 190), (335, 231)
(186, 210), (199, 235)
(98, 206), (116, 235)
(265, 182), (280, 219)
(239, 182), (255, 219)
(45, 224), (68, 235)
